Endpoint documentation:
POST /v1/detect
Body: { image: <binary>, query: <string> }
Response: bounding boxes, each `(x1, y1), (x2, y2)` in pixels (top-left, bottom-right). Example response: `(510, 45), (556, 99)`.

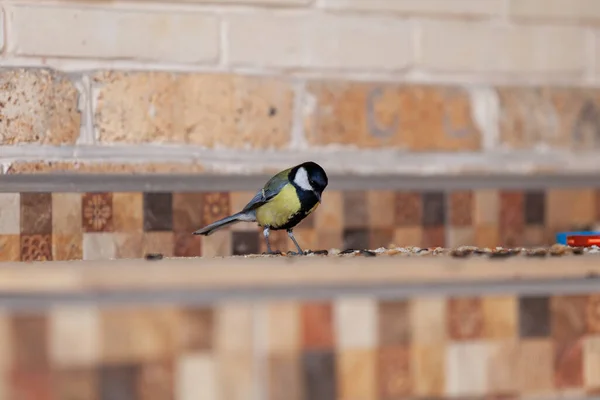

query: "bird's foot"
(286, 250), (305, 256)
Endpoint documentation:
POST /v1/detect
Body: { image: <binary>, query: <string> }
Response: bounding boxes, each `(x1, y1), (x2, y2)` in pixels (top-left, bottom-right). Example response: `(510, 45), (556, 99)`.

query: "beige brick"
(173, 0), (311, 4)
(9, 5), (219, 64)
(320, 0), (504, 17)
(418, 20), (586, 74)
(93, 72), (293, 148)
(0, 69), (80, 145)
(226, 13), (411, 70)
(510, 0), (600, 21)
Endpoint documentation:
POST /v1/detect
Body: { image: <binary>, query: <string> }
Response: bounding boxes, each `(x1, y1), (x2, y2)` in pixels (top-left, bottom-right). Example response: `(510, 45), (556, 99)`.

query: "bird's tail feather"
(193, 211), (255, 236)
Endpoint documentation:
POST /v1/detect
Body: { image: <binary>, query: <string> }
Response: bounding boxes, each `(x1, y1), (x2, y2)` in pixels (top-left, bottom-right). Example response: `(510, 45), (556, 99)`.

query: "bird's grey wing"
(241, 170), (290, 212)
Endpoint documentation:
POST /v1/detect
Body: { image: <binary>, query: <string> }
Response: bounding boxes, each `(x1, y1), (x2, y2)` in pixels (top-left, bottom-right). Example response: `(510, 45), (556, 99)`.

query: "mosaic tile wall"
(1, 292), (600, 399)
(1, 188), (600, 261)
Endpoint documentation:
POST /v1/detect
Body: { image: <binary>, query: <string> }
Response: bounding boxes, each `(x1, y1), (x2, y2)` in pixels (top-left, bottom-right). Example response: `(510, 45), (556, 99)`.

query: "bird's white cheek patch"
(294, 167), (313, 191)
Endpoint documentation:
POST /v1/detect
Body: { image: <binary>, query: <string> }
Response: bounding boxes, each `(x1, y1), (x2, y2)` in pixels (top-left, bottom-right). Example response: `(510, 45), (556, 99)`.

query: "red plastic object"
(567, 235), (600, 247)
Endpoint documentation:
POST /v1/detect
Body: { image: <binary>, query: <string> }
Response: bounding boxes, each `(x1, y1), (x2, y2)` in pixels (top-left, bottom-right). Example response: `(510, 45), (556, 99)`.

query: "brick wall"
(2, 0), (600, 175)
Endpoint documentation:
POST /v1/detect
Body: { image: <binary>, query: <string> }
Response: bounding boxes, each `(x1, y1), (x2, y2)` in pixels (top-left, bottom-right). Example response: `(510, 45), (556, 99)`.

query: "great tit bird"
(193, 161), (328, 255)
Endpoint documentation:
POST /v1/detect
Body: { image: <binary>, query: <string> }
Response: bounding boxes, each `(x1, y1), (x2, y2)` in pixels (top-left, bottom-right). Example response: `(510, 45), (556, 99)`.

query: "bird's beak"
(315, 191), (321, 203)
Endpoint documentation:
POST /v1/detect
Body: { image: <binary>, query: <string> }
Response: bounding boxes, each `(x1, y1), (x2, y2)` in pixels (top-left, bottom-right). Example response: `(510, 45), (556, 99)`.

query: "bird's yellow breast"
(255, 184), (302, 228)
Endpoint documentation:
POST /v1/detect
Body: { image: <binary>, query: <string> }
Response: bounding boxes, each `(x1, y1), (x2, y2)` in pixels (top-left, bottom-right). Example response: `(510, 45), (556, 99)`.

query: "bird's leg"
(263, 226), (274, 254)
(287, 229), (304, 255)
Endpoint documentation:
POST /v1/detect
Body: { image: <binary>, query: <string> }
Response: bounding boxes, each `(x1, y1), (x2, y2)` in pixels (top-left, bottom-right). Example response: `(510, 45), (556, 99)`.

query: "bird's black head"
(291, 161), (329, 199)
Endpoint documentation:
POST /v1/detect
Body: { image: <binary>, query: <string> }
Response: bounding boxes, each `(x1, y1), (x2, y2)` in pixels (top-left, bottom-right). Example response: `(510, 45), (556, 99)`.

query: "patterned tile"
(422, 226), (445, 248)
(214, 303), (253, 354)
(0, 193), (20, 234)
(200, 230), (232, 258)
(377, 346), (412, 398)
(201, 192), (230, 227)
(172, 192), (204, 233)
(99, 365), (139, 400)
(267, 302), (300, 353)
(394, 191), (422, 226)
(474, 189), (499, 225)
(113, 193), (143, 232)
(268, 353), (303, 400)
(20, 192), (52, 235)
(378, 300), (411, 346)
(49, 306), (100, 367)
(173, 232), (202, 257)
(412, 344), (445, 397)
(52, 234), (83, 261)
(524, 190), (545, 225)
(367, 190), (395, 228)
(393, 227), (423, 247)
(583, 335), (600, 389)
(447, 227), (475, 247)
(52, 193), (82, 235)
(113, 233), (143, 259)
(449, 190), (473, 226)
(587, 295), (600, 334)
(0, 234), (20, 261)
(20, 234), (52, 261)
(410, 297), (447, 345)
(343, 190), (368, 229)
(138, 361), (175, 400)
(83, 233), (116, 261)
(334, 298), (377, 349)
(217, 351), (256, 400)
(143, 192), (173, 232)
(259, 229), (290, 254)
(314, 191), (343, 231)
(82, 192), (114, 233)
(301, 350), (337, 400)
(482, 296), (517, 339)
(176, 354), (218, 400)
(422, 192), (446, 227)
(447, 297), (484, 340)
(179, 307), (214, 352)
(552, 296), (587, 389)
(487, 341), (519, 394)
(342, 228), (369, 250)
(516, 339), (554, 394)
(301, 303), (334, 350)
(446, 342), (489, 397)
(143, 232), (174, 257)
(10, 370), (53, 400)
(52, 368), (99, 400)
(519, 296), (551, 338)
(337, 349), (376, 400)
(499, 191), (524, 247)
(232, 231), (260, 255)
(11, 313), (49, 370)
(369, 228), (394, 249)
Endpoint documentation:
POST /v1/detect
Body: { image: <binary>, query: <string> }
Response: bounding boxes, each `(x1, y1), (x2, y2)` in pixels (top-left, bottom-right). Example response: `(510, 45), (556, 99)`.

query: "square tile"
(20, 234), (52, 261)
(516, 339), (554, 394)
(393, 227), (423, 247)
(172, 192), (204, 233)
(445, 341), (489, 397)
(260, 229), (290, 254)
(173, 232), (202, 257)
(422, 226), (445, 248)
(583, 335), (600, 389)
(475, 225), (500, 248)
(215, 303), (253, 354)
(342, 191), (368, 229)
(0, 235), (20, 261)
(378, 300), (411, 346)
(291, 228), (317, 252)
(500, 191), (524, 246)
(447, 227), (475, 247)
(377, 346), (412, 399)
(0, 193), (20, 234)
(314, 191), (343, 231)
(587, 295), (600, 334)
(301, 302), (334, 350)
(267, 302), (300, 353)
(447, 297), (484, 340)
(342, 228), (369, 250)
(474, 189), (499, 225)
(113, 193), (143, 232)
(114, 233), (143, 259)
(410, 297), (447, 345)
(449, 190), (473, 227)
(52, 234), (83, 261)
(52, 368), (99, 400)
(394, 191), (422, 227)
(555, 336), (584, 389)
(175, 354), (217, 400)
(10, 370), (52, 400)
(200, 230), (232, 257)
(301, 350), (337, 400)
(49, 306), (100, 367)
(337, 349), (376, 400)
(486, 340), (519, 394)
(20, 192), (52, 235)
(422, 192), (446, 227)
(51, 193), (82, 235)
(482, 296), (517, 339)
(334, 298), (377, 349)
(519, 296), (551, 338)
(11, 313), (49, 370)
(523, 226), (546, 247)
(83, 233), (116, 261)
(524, 191), (545, 225)
(179, 307), (214, 352)
(232, 231), (260, 255)
(229, 191), (257, 231)
(552, 296), (588, 344)
(596, 189), (600, 221)
(137, 360), (174, 400)
(268, 353), (303, 400)
(100, 307), (180, 364)
(412, 344), (445, 397)
(82, 192), (114, 233)
(143, 192), (173, 232)
(100, 365), (139, 400)
(143, 232), (174, 257)
(316, 230), (343, 250)
(369, 228), (394, 249)
(546, 189), (596, 231)
(0, 311), (12, 371)
(367, 190), (395, 228)
(217, 352), (256, 400)
(201, 192), (230, 227)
